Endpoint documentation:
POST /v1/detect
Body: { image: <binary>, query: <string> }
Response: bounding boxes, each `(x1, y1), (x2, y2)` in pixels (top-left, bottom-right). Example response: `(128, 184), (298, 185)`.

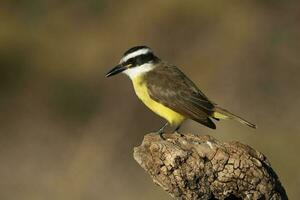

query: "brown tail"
(213, 106), (257, 129)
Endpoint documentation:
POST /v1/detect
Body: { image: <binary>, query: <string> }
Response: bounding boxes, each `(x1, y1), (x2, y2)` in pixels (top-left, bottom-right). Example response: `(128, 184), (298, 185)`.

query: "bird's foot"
(158, 131), (166, 140)
(156, 122), (168, 140)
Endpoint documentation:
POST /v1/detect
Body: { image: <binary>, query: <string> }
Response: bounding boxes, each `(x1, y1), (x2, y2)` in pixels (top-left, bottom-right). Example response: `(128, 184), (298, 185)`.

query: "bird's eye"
(125, 58), (135, 67)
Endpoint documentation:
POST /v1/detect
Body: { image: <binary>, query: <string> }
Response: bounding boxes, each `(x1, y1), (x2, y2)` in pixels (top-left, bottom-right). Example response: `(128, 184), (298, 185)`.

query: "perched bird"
(106, 46), (256, 137)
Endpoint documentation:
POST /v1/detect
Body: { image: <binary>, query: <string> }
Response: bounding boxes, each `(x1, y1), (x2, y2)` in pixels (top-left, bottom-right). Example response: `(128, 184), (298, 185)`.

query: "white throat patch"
(120, 48), (151, 63)
(123, 63), (155, 79)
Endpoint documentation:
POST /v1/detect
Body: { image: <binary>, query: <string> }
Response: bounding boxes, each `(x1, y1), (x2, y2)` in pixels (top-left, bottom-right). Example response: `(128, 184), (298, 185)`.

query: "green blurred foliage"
(47, 78), (102, 123)
(0, 0), (299, 199)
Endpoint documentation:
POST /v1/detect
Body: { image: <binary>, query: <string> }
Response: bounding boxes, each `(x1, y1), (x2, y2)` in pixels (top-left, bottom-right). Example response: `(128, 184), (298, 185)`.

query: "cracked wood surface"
(134, 133), (288, 200)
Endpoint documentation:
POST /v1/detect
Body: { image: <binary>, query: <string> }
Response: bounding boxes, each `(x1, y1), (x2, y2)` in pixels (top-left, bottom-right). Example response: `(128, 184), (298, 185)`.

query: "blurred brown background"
(0, 0), (299, 199)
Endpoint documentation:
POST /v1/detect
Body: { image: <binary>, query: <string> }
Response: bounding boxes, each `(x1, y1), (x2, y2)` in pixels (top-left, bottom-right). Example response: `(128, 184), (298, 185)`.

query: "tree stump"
(133, 133), (288, 200)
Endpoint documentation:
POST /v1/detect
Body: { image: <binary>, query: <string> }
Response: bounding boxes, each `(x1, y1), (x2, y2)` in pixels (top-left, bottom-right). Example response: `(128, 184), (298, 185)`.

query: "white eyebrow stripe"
(121, 48), (151, 63)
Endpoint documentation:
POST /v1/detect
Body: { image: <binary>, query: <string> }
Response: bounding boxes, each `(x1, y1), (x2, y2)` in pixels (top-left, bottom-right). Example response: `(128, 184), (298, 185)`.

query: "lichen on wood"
(134, 133), (288, 200)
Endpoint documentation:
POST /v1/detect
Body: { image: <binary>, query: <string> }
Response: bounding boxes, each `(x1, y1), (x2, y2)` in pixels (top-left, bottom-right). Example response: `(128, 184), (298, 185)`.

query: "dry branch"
(134, 133), (287, 200)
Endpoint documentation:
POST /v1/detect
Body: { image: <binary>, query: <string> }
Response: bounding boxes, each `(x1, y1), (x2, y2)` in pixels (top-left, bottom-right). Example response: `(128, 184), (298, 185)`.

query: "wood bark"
(134, 133), (288, 200)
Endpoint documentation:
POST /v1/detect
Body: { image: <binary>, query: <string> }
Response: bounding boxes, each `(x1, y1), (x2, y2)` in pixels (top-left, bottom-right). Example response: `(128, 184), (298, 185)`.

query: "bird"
(106, 46), (256, 137)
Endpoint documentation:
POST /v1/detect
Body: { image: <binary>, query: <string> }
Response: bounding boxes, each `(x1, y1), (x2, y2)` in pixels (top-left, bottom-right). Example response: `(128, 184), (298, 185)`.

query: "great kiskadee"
(106, 46), (256, 137)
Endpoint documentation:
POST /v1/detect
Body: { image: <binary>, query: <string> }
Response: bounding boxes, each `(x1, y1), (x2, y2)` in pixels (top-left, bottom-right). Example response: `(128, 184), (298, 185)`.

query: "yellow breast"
(132, 76), (185, 126)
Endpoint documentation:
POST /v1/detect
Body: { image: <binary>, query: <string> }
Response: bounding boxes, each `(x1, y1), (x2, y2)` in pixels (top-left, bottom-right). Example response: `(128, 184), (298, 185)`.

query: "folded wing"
(145, 63), (216, 129)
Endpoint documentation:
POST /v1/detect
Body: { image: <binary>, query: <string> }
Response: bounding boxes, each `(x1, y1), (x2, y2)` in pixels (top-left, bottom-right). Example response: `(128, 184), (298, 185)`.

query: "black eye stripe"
(125, 58), (136, 67)
(123, 53), (158, 67)
(137, 54), (153, 64)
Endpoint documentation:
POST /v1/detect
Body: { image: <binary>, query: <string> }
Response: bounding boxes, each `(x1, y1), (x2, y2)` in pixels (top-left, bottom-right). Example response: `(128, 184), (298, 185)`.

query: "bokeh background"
(1, 0), (299, 199)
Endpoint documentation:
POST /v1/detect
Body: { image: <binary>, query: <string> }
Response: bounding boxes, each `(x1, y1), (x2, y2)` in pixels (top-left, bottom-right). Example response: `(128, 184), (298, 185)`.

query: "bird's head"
(106, 46), (159, 79)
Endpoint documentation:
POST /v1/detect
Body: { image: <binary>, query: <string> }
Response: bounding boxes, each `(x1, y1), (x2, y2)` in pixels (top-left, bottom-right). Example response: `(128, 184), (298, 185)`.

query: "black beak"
(105, 64), (127, 77)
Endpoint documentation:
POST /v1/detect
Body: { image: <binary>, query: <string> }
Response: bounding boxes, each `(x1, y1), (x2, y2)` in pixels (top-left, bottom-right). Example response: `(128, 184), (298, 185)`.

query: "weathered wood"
(134, 133), (288, 200)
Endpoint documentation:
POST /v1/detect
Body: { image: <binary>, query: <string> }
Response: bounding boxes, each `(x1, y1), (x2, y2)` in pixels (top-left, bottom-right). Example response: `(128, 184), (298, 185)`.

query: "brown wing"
(145, 63), (216, 129)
